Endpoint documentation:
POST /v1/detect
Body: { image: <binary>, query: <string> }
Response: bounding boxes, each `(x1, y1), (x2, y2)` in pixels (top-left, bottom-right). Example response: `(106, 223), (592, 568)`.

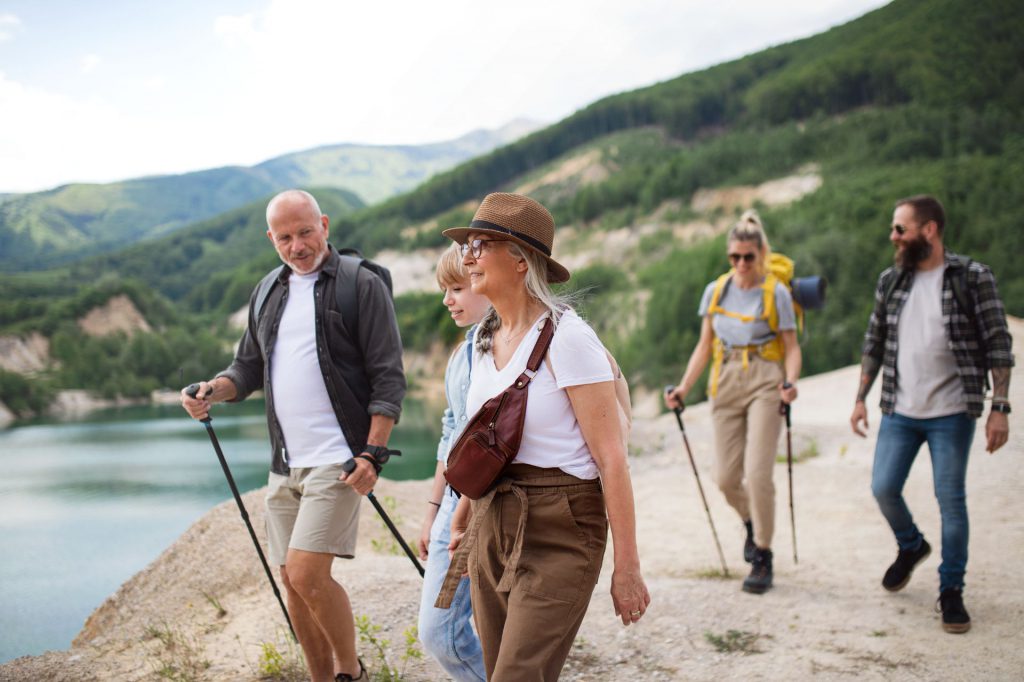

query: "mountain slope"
(0, 120), (538, 272)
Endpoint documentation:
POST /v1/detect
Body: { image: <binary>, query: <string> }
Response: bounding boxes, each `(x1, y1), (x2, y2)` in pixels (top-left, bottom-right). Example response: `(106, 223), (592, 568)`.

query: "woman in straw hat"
(437, 192), (649, 680)
(664, 210), (802, 595)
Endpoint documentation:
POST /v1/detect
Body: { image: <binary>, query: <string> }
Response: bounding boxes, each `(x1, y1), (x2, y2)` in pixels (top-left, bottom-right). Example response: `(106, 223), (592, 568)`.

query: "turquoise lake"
(0, 397), (441, 663)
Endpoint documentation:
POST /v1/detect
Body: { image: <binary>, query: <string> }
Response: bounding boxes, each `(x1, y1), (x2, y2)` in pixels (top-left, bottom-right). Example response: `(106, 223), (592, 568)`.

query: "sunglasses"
(461, 238), (503, 259)
(892, 224), (909, 235)
(728, 252), (757, 264)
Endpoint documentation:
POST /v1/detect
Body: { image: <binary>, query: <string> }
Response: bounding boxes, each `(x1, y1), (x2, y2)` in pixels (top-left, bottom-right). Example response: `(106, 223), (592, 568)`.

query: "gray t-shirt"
(698, 278), (796, 348)
(894, 265), (966, 418)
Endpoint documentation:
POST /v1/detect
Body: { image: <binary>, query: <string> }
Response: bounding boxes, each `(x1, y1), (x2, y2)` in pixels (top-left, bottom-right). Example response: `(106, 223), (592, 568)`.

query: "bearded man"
(850, 195), (1013, 634)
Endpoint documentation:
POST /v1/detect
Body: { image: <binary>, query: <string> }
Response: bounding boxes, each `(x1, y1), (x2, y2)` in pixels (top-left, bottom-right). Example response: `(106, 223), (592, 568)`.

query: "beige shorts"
(265, 462), (361, 566)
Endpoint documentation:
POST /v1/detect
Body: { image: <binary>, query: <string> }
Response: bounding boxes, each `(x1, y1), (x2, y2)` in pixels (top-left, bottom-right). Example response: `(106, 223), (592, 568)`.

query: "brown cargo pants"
(437, 463), (607, 681)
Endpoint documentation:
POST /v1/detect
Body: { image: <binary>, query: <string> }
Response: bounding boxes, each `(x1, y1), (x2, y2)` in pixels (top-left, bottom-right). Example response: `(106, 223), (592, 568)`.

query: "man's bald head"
(266, 189), (323, 228)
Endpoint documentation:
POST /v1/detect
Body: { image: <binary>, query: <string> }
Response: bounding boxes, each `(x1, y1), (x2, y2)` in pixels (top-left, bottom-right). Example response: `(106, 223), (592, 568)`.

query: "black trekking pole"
(665, 386), (730, 577)
(184, 385), (297, 641)
(780, 382), (798, 564)
(341, 458), (425, 577)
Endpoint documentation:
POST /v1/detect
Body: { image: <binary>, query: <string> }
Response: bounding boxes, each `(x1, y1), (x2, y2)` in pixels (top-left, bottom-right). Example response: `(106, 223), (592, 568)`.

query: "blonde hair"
(727, 209), (772, 275)
(474, 242), (576, 354)
(435, 242), (467, 289)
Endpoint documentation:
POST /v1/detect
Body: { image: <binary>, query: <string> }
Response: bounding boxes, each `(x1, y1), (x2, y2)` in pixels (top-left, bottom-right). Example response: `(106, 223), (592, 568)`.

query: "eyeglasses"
(728, 252), (757, 264)
(892, 224), (909, 235)
(461, 238), (502, 259)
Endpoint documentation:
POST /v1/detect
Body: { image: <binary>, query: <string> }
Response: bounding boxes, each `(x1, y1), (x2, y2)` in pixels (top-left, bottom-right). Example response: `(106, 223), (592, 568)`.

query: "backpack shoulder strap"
(762, 273), (780, 330)
(253, 265), (285, 321)
(707, 272), (733, 315)
(947, 255), (974, 317)
(333, 254), (366, 341)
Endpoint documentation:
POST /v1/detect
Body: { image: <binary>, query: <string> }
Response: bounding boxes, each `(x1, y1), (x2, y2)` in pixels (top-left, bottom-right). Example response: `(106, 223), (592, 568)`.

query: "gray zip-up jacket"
(217, 245), (406, 474)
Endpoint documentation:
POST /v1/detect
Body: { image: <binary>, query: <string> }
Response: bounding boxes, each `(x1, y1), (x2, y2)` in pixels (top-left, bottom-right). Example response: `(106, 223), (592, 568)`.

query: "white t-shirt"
(895, 265), (966, 418)
(465, 309), (613, 480)
(269, 272), (354, 468)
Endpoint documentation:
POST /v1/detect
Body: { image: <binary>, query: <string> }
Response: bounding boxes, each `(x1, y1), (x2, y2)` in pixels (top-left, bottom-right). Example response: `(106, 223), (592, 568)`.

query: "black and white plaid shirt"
(862, 251), (1014, 418)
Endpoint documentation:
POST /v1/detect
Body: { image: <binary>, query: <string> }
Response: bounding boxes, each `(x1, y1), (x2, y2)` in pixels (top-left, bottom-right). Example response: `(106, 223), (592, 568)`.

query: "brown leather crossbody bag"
(444, 317), (554, 499)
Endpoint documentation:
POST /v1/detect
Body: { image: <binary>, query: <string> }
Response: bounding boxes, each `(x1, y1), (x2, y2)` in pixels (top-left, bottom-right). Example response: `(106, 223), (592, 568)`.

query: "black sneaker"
(743, 520), (756, 564)
(882, 538), (931, 592)
(937, 588), (971, 634)
(336, 659), (368, 681)
(742, 548), (773, 594)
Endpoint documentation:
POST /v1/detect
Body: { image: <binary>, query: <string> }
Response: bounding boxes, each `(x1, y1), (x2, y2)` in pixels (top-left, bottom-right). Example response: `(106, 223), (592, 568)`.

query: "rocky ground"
(3, 320), (1022, 681)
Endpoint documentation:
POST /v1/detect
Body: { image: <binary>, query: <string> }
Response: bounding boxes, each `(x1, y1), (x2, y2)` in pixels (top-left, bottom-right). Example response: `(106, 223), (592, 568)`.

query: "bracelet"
(427, 500), (441, 507)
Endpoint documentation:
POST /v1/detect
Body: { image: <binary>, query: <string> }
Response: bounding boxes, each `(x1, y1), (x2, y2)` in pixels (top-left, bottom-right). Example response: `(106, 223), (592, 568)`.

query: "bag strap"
(524, 317), (555, 373)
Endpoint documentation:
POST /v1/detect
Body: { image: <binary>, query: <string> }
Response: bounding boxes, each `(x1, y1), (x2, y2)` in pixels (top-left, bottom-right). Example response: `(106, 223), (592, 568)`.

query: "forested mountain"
(2, 0), (1022, 414)
(0, 120), (537, 272)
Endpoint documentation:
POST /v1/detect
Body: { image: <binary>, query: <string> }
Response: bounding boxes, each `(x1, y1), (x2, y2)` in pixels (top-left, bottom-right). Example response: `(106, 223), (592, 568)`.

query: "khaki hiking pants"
(711, 351), (784, 549)
(439, 463), (607, 681)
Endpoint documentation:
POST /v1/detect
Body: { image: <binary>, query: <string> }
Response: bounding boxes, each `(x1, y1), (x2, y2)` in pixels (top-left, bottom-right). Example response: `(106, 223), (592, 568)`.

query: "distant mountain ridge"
(0, 119), (540, 272)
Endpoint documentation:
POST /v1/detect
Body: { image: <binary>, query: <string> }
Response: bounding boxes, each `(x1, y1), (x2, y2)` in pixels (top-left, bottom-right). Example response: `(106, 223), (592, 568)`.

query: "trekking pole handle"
(780, 382), (792, 425)
(664, 385), (685, 414)
(184, 383), (214, 424)
(185, 383), (213, 400)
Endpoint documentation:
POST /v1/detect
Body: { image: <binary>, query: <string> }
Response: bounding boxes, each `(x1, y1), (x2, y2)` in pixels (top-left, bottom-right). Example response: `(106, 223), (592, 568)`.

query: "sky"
(0, 0), (890, 193)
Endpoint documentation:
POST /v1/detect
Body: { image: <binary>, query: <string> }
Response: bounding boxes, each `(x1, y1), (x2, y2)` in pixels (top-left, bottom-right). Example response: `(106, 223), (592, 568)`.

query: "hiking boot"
(336, 659), (368, 681)
(742, 548), (773, 594)
(743, 520), (756, 563)
(882, 538), (931, 592)
(937, 588), (971, 634)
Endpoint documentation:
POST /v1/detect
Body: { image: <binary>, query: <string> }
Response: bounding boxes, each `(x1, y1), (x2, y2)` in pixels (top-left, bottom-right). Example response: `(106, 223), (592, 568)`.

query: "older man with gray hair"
(182, 189), (406, 681)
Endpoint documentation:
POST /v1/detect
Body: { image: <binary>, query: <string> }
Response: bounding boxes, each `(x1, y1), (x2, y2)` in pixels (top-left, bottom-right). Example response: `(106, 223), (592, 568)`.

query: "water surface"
(0, 397), (441, 663)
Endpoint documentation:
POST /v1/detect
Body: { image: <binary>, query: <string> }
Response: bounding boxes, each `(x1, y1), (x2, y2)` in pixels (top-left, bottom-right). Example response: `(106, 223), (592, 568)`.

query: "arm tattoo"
(991, 367), (1011, 402)
(857, 355), (882, 402)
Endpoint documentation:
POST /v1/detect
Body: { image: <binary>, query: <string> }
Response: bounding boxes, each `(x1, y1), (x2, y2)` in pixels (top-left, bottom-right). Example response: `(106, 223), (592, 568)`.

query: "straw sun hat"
(442, 192), (570, 284)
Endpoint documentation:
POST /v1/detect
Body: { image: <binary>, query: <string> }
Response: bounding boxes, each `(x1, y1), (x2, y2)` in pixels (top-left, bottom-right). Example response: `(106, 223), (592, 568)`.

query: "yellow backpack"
(706, 253), (803, 397)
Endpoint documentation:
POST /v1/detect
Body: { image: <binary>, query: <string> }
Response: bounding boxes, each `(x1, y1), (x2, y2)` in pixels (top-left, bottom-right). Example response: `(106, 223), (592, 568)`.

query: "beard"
(895, 235), (932, 270)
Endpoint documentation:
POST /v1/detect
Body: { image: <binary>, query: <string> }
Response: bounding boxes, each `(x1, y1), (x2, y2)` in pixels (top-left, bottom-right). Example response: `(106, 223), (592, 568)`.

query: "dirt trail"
(3, 320), (1022, 682)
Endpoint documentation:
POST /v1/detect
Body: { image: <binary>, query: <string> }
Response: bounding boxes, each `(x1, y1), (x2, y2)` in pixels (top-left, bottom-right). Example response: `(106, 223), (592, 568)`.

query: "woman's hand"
(447, 529), (466, 562)
(418, 505), (437, 561)
(779, 381), (798, 404)
(612, 565), (651, 626)
(664, 384), (686, 411)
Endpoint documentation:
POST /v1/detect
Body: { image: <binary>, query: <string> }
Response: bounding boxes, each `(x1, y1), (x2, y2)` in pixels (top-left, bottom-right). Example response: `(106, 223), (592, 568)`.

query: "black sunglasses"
(461, 238), (503, 259)
(728, 252), (757, 264)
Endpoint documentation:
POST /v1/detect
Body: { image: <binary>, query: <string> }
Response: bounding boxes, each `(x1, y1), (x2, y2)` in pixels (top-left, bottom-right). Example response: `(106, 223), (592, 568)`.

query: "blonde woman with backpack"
(664, 209), (802, 594)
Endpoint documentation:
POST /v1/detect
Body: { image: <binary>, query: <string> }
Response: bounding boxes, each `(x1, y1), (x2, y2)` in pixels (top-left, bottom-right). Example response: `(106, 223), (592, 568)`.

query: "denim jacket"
(437, 326), (475, 464)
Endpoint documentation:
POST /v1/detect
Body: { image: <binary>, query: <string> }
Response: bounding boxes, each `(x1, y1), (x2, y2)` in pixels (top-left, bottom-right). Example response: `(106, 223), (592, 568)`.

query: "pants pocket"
(519, 491), (602, 604)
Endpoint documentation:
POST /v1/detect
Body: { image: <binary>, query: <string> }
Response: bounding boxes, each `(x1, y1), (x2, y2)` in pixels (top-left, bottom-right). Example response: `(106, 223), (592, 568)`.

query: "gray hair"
(474, 242), (577, 354)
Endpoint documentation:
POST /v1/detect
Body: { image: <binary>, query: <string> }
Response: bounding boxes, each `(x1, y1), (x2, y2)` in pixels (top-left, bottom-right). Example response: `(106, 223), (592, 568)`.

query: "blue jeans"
(871, 412), (976, 591)
(417, 489), (485, 681)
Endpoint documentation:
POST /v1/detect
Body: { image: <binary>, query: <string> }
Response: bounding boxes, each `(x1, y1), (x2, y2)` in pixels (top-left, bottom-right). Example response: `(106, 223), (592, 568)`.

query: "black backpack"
(251, 247), (393, 342)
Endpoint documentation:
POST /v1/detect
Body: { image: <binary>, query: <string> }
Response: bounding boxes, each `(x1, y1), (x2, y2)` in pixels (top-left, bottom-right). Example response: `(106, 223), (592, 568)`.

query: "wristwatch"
(991, 402), (1012, 414)
(355, 445), (401, 473)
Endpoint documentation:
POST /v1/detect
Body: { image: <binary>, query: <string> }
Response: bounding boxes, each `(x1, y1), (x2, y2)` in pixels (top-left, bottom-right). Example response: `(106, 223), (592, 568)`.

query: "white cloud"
(213, 12), (259, 48)
(80, 53), (102, 74)
(0, 13), (21, 42)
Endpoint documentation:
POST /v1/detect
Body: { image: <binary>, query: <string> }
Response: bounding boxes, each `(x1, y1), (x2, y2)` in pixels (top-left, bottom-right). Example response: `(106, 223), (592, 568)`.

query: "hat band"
(470, 220), (552, 257)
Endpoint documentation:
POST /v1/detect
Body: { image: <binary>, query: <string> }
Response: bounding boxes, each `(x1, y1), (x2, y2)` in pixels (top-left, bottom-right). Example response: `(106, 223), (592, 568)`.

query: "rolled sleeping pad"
(791, 275), (827, 310)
